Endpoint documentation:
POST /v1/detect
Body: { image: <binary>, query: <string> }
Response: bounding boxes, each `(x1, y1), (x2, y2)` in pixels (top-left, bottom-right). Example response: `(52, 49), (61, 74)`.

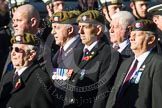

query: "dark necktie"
(118, 60), (138, 97)
(123, 59), (138, 84)
(59, 47), (63, 56)
(83, 48), (89, 57)
(13, 72), (18, 83)
(115, 59), (138, 107)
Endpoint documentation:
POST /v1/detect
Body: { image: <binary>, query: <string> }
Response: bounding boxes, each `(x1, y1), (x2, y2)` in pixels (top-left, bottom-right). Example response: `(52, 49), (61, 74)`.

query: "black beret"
(130, 19), (157, 33)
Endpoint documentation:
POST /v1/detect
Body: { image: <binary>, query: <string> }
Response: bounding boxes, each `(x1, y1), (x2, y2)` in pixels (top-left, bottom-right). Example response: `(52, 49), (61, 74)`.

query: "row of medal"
(52, 68), (74, 80)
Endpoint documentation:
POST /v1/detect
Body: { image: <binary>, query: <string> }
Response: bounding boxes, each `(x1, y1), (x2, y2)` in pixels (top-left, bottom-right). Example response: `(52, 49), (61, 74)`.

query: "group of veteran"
(1, 1), (162, 108)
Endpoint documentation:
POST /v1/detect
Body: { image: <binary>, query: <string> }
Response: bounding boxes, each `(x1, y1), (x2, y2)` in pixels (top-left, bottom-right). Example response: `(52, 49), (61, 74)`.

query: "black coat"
(0, 62), (55, 108)
(63, 38), (121, 108)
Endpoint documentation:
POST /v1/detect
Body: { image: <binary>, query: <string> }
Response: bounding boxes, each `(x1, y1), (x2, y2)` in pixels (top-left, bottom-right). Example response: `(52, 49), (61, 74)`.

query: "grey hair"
(26, 45), (40, 59)
(111, 11), (135, 30)
(66, 24), (78, 35)
(145, 31), (156, 40)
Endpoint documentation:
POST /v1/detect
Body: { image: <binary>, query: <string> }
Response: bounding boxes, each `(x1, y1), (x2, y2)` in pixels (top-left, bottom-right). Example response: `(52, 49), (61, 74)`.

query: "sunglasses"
(9, 46), (25, 53)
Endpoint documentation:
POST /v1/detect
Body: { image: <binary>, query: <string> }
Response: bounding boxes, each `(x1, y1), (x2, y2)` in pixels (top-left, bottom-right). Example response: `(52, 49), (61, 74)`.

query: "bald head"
(13, 4), (40, 34)
(16, 4), (40, 23)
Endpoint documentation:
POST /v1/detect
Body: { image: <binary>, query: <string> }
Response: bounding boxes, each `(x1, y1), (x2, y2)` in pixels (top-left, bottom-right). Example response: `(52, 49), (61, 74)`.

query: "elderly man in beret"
(148, 4), (162, 53)
(130, 0), (150, 20)
(106, 19), (162, 108)
(0, 33), (55, 108)
(62, 10), (120, 108)
(45, 10), (83, 108)
(50, 10), (83, 69)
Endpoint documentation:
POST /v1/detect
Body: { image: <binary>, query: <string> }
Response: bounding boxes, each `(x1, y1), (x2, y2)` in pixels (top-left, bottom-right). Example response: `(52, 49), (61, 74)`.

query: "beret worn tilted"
(10, 33), (40, 46)
(130, 19), (157, 33)
(77, 10), (105, 25)
(50, 10), (81, 24)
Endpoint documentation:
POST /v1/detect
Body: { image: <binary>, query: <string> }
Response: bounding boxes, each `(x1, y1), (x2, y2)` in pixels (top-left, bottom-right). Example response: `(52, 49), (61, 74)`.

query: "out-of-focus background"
(30, 0), (162, 18)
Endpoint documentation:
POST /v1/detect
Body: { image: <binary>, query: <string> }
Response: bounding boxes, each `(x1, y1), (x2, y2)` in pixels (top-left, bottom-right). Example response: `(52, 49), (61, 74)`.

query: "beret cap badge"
(82, 15), (90, 21)
(134, 22), (144, 29)
(11, 33), (40, 46)
(53, 16), (61, 22)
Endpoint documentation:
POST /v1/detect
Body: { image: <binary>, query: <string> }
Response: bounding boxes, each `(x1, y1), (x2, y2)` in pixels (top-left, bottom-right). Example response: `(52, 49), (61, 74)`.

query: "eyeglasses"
(9, 46), (25, 53)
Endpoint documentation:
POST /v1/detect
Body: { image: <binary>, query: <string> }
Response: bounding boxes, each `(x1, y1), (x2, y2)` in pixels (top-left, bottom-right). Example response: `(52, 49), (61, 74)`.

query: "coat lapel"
(78, 40), (105, 69)
(115, 50), (155, 99)
(11, 63), (39, 94)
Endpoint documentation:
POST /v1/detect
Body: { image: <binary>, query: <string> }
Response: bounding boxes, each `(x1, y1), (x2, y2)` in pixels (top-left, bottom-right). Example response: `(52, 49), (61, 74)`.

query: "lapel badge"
(80, 69), (85, 80)
(91, 51), (94, 55)
(139, 64), (145, 72)
(15, 78), (21, 89)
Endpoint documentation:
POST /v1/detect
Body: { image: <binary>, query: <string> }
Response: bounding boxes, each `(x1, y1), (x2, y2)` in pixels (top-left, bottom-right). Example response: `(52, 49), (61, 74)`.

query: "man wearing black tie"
(106, 19), (162, 108)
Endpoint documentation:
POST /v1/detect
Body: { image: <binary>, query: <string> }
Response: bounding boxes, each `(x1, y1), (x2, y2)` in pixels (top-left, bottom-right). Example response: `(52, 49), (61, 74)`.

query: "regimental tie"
(115, 59), (139, 108)
(118, 59), (139, 98)
(59, 47), (64, 56)
(83, 48), (89, 57)
(123, 59), (138, 84)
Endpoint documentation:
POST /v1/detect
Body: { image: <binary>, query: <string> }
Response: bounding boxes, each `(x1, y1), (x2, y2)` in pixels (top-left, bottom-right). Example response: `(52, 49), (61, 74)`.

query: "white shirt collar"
(84, 41), (98, 52)
(134, 49), (152, 72)
(63, 35), (79, 51)
(15, 67), (28, 76)
(113, 39), (130, 53)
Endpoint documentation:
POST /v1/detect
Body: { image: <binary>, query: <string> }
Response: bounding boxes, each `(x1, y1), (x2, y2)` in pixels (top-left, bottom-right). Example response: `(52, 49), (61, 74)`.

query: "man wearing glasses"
(0, 33), (55, 108)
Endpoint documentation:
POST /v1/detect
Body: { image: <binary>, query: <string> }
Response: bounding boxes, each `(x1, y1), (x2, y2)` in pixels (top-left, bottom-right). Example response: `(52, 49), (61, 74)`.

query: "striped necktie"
(115, 59), (138, 107)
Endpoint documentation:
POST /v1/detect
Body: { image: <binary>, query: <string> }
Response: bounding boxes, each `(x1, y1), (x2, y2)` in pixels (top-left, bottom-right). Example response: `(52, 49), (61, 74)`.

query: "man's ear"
(148, 35), (156, 45)
(130, 2), (135, 10)
(67, 26), (74, 35)
(96, 25), (103, 36)
(30, 17), (37, 27)
(28, 50), (37, 61)
(152, 16), (158, 24)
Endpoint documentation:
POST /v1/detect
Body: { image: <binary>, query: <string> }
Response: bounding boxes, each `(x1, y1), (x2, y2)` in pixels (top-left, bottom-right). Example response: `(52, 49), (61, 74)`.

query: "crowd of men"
(0, 0), (162, 108)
